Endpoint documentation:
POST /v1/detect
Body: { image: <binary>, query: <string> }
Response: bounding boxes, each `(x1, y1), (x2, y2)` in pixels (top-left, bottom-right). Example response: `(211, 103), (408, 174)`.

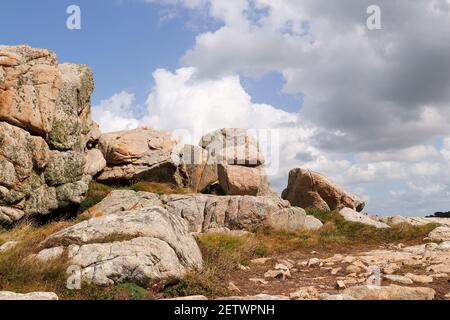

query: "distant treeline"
(426, 211), (450, 218)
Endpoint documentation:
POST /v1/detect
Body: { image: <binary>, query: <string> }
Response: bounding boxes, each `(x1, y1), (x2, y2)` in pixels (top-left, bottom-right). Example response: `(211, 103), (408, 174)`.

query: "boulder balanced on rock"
(282, 168), (365, 212)
(0, 45), (102, 225)
(200, 128), (272, 196)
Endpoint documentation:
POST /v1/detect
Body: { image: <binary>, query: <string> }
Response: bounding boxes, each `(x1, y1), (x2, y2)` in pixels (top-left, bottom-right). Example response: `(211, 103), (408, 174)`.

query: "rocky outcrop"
(41, 206), (202, 286)
(282, 168), (365, 212)
(0, 291), (59, 300)
(427, 226), (450, 242)
(0, 45), (101, 225)
(200, 128), (271, 196)
(339, 208), (390, 229)
(97, 127), (204, 190)
(83, 190), (323, 233)
(342, 285), (435, 300)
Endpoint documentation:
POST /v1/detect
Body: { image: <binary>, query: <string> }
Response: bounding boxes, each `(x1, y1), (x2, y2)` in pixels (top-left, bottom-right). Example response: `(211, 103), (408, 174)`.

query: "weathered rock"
(48, 64), (94, 150)
(0, 240), (19, 252)
(0, 158), (16, 188)
(0, 291), (59, 300)
(336, 280), (347, 290)
(383, 274), (414, 285)
(199, 128), (272, 196)
(89, 190), (322, 233)
(282, 168), (365, 212)
(343, 285), (435, 300)
(35, 246), (64, 261)
(264, 269), (291, 280)
(84, 190), (163, 217)
(0, 207), (25, 224)
(339, 208), (390, 229)
(0, 121), (49, 181)
(42, 207), (202, 286)
(290, 286), (320, 300)
(179, 144), (217, 192)
(44, 151), (86, 186)
(97, 127), (181, 183)
(84, 149), (107, 176)
(200, 128), (264, 166)
(404, 273), (433, 284)
(428, 226), (450, 242)
(0, 46), (99, 225)
(0, 46), (61, 135)
(218, 164), (270, 196)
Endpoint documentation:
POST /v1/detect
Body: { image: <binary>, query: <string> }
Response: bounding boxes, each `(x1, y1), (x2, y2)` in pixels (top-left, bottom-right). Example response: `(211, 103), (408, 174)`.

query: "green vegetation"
(79, 182), (115, 212)
(306, 209), (439, 245)
(79, 181), (192, 213)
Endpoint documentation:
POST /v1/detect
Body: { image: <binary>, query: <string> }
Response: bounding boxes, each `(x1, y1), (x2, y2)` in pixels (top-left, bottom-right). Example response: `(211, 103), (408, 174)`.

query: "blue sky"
(0, 0), (300, 112)
(0, 0), (194, 105)
(2, 0), (450, 216)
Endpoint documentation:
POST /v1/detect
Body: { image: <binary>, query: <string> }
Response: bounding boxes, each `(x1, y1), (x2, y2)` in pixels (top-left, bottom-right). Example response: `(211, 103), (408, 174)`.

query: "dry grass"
(0, 206), (440, 299)
(129, 181), (192, 195)
(0, 221), (74, 294)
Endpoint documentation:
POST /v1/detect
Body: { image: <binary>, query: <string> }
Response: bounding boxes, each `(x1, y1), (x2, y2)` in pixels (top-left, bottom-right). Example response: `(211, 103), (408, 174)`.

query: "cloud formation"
(92, 0), (450, 216)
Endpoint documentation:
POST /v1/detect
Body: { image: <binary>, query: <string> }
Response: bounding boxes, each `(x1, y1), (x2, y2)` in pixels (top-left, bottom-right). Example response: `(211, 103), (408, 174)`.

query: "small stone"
(336, 280), (346, 290)
(249, 278), (268, 285)
(264, 269), (291, 280)
(289, 287), (319, 300)
(383, 274), (414, 285)
(228, 282), (241, 293)
(346, 265), (363, 274)
(307, 258), (320, 268)
(404, 273), (433, 284)
(383, 263), (400, 275)
(238, 264), (250, 271)
(274, 263), (290, 271)
(331, 267), (342, 275)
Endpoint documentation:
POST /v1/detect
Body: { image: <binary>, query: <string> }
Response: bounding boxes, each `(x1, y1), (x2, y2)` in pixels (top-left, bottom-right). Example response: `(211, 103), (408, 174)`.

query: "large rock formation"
(200, 128), (271, 196)
(41, 207), (202, 286)
(83, 190), (323, 233)
(282, 168), (365, 212)
(0, 45), (102, 225)
(96, 127), (208, 191)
